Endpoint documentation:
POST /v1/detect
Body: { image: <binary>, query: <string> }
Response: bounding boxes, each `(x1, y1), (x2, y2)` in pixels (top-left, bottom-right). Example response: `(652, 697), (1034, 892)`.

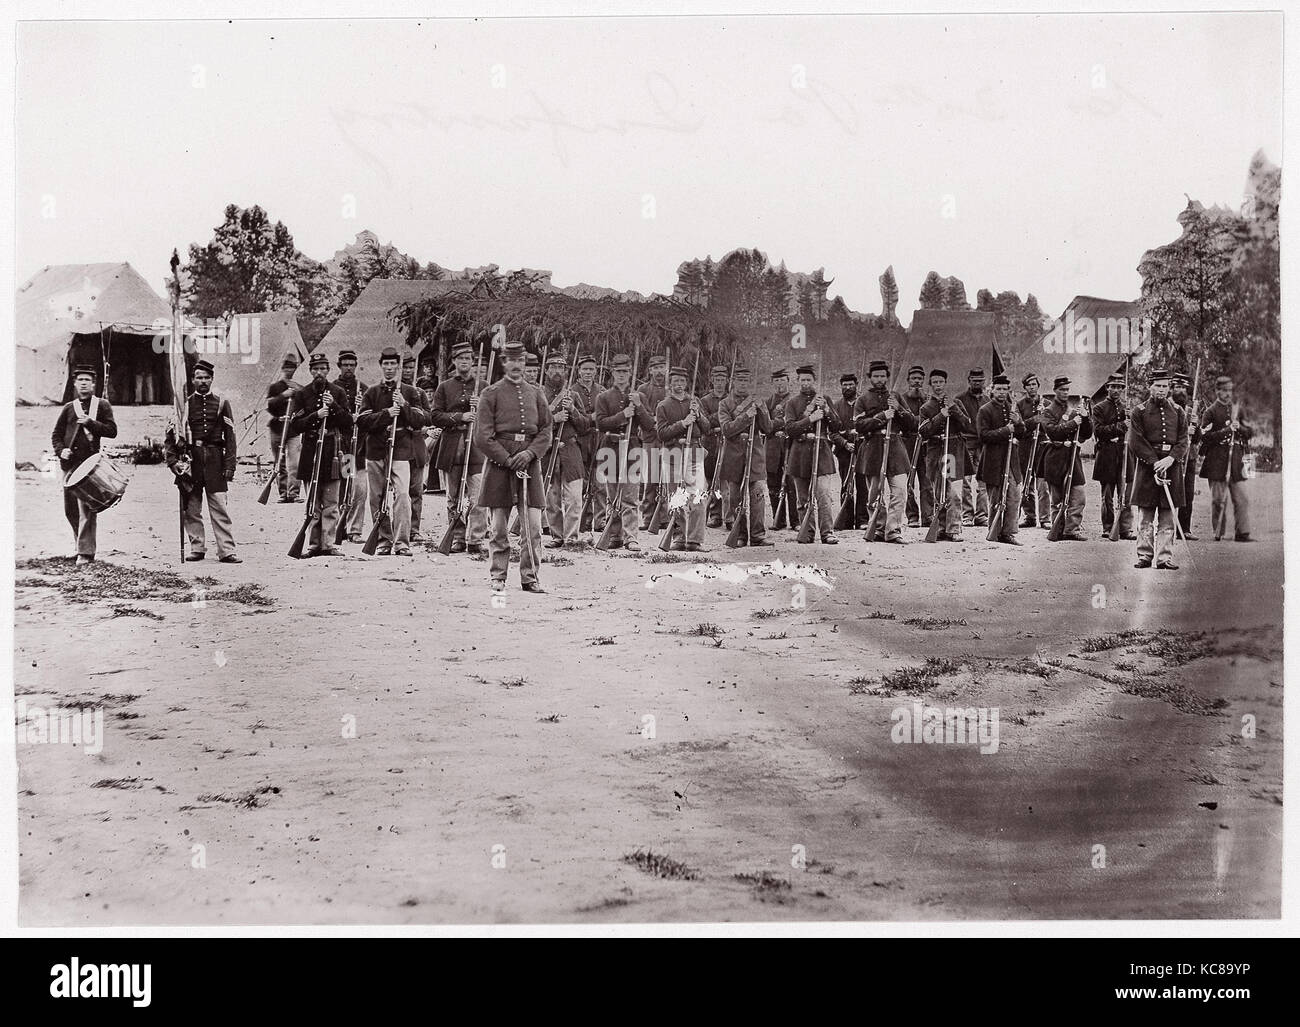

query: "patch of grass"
(902, 615), (969, 630)
(544, 555), (574, 567)
(195, 785), (281, 809)
(110, 605), (164, 621)
(499, 676), (527, 689)
(866, 610), (897, 620)
(751, 608), (787, 620)
(14, 558), (273, 608)
(622, 849), (697, 881)
(538, 713), (561, 723)
(1080, 629), (1148, 653)
(735, 870), (793, 903)
(860, 656), (965, 697)
(764, 631), (788, 640)
(91, 778), (142, 790)
(685, 623), (722, 637)
(590, 636), (616, 646)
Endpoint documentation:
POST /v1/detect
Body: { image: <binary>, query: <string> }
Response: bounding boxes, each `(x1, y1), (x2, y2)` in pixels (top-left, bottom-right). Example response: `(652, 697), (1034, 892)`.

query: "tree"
(940, 276), (970, 310)
(878, 266), (899, 324)
(711, 248), (770, 327)
(183, 203), (302, 320)
(808, 268), (832, 320)
(761, 265), (792, 325)
(827, 295), (851, 324)
(1138, 179), (1279, 447)
(918, 271), (945, 310)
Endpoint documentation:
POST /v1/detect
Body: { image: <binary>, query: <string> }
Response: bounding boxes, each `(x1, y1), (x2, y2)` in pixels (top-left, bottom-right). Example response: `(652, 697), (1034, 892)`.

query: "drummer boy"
(51, 364), (118, 565)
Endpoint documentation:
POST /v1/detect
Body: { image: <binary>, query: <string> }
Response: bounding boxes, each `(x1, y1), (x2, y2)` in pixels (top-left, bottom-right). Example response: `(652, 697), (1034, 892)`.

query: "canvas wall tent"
(896, 309), (1003, 385)
(16, 262), (179, 405)
(210, 311), (311, 452)
(1006, 296), (1145, 401)
(316, 279), (476, 374)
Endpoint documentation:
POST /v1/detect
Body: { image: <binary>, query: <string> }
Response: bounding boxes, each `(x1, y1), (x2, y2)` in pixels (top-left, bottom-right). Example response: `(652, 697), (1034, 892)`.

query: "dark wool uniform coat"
(830, 394), (860, 452)
(266, 379), (300, 436)
(782, 391), (841, 478)
(542, 382), (592, 482)
(718, 394), (772, 481)
(52, 394), (118, 473)
(1127, 398), (1189, 508)
(853, 388), (917, 478)
(168, 391), (237, 492)
(699, 391), (728, 456)
(918, 396), (973, 481)
(333, 374), (368, 459)
(1198, 398), (1254, 483)
(1016, 394), (1047, 476)
(638, 380), (667, 445)
(288, 379), (354, 481)
(429, 374), (485, 471)
(953, 388), (987, 474)
(764, 392), (790, 472)
(976, 398), (1027, 489)
(474, 376), (553, 508)
(1090, 396), (1134, 485)
(356, 380), (429, 463)
(595, 384), (655, 445)
(1039, 396), (1093, 488)
(655, 395), (707, 483)
(572, 379), (602, 464)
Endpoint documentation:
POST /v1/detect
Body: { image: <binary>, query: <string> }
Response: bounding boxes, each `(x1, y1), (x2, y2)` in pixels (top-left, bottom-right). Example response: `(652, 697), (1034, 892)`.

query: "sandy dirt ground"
(11, 407), (1283, 923)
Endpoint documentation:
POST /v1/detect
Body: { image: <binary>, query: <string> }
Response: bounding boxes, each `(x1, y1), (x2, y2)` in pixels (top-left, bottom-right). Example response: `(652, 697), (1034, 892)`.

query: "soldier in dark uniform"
(1039, 375), (1093, 540)
(976, 373), (1027, 545)
(166, 359), (241, 563)
(830, 372), (864, 527)
(416, 361), (443, 495)
(700, 365), (730, 528)
(288, 353), (353, 557)
(1016, 374), (1050, 527)
(475, 341), (553, 592)
(1199, 374), (1253, 542)
(784, 365), (842, 544)
(401, 355), (432, 541)
(899, 365), (931, 527)
(52, 364), (118, 564)
(265, 353), (302, 502)
(573, 354), (603, 540)
(1170, 371), (1201, 540)
(429, 342), (487, 554)
(764, 369), (794, 529)
(356, 347), (428, 557)
(542, 353), (592, 547)
(918, 369), (972, 541)
(638, 354), (668, 530)
(954, 368), (990, 527)
(1127, 368), (1188, 569)
(854, 359), (916, 543)
(718, 367), (774, 547)
(333, 349), (369, 543)
(595, 352), (655, 551)
(1091, 371), (1136, 540)
(655, 364), (708, 551)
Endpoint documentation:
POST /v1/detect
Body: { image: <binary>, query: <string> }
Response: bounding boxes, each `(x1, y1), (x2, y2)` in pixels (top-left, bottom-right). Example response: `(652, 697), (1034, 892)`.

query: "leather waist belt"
(505, 433), (528, 442)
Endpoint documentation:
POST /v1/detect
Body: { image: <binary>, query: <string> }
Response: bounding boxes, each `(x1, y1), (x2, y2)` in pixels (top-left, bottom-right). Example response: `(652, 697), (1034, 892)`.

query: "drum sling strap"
(63, 395), (101, 450)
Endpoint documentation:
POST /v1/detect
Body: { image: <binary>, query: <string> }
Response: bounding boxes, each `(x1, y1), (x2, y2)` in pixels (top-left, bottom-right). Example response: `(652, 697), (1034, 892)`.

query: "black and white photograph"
(4, 5), (1289, 935)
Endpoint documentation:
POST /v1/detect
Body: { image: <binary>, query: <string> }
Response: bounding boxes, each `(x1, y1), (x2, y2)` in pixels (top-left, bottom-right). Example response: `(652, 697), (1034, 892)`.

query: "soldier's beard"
(194, 382), (211, 394)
